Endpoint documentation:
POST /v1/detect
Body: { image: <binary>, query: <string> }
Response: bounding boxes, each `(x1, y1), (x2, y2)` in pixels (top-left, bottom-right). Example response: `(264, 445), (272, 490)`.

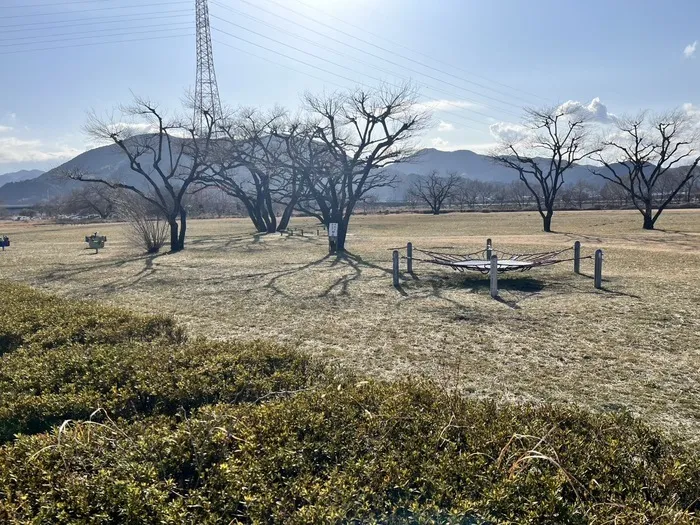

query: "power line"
(2, 1), (191, 18)
(213, 37), (486, 135)
(211, 26), (489, 131)
(0, 22), (193, 43)
(290, 0), (550, 105)
(236, 0), (535, 108)
(2, 12), (192, 34)
(210, 2), (519, 119)
(0, 8), (192, 29)
(0, 32), (192, 55)
(0, 25), (193, 48)
(0, 0), (111, 8)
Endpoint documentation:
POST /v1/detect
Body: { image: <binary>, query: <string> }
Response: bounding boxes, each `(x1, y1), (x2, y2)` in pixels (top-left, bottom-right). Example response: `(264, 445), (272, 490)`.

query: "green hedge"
(1, 383), (698, 523)
(0, 339), (317, 443)
(0, 284), (698, 523)
(0, 283), (183, 355)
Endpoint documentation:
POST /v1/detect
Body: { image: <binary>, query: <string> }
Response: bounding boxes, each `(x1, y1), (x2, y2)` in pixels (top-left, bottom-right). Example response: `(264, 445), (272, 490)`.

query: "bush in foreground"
(0, 284), (698, 523)
(0, 283), (183, 355)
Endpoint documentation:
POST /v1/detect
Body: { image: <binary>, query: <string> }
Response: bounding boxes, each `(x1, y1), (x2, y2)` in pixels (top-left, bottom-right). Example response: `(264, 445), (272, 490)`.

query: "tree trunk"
(543, 210), (553, 233)
(169, 220), (180, 252)
(336, 220), (348, 252)
(178, 208), (187, 250)
(642, 201), (655, 230)
(277, 198), (297, 231)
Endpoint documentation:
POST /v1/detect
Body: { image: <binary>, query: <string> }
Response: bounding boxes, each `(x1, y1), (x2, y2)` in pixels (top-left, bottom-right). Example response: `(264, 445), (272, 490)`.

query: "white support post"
(392, 250), (400, 288)
(574, 241), (581, 274)
(490, 255), (498, 298)
(407, 242), (413, 274)
(486, 238), (492, 260)
(594, 249), (603, 289)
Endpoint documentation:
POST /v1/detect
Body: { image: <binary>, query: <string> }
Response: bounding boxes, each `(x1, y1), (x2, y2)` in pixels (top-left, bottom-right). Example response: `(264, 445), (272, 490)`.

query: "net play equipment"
(403, 242), (590, 274)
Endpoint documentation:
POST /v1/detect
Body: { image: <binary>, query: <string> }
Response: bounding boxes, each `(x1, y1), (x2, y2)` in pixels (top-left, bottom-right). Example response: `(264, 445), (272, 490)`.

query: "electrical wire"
(0, 32), (192, 55)
(0, 25), (193, 48)
(210, 2), (519, 119)
(211, 26), (490, 131)
(213, 37), (486, 135)
(234, 0), (534, 107)
(0, 8), (192, 29)
(2, 1), (191, 19)
(0, 22), (193, 43)
(290, 0), (550, 104)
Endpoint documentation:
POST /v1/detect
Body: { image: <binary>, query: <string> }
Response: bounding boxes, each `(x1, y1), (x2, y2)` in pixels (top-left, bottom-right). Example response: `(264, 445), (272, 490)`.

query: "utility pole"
(194, 0), (222, 135)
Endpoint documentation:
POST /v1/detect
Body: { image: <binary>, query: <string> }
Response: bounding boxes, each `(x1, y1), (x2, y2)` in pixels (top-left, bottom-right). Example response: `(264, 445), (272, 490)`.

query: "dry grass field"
(1, 210), (699, 445)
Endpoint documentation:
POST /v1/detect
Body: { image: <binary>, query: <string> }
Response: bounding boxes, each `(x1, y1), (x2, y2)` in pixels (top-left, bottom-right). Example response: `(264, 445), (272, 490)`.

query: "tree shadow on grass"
(402, 271), (546, 309)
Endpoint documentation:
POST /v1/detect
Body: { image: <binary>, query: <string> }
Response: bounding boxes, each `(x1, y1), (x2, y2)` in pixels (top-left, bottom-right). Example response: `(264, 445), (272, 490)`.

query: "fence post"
(486, 238), (492, 260)
(594, 249), (603, 289)
(490, 255), (498, 298)
(392, 250), (400, 288)
(301, 229), (304, 237)
(407, 242), (413, 274)
(574, 241), (581, 274)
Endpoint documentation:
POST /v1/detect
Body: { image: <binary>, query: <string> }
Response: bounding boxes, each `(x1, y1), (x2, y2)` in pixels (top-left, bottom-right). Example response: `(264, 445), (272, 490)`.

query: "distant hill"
(0, 169), (44, 186)
(0, 143), (140, 205)
(0, 142), (604, 205)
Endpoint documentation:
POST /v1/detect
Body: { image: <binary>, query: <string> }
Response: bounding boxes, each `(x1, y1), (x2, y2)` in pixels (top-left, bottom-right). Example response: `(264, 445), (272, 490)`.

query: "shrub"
(0, 284), (183, 355)
(0, 383), (698, 523)
(0, 339), (318, 443)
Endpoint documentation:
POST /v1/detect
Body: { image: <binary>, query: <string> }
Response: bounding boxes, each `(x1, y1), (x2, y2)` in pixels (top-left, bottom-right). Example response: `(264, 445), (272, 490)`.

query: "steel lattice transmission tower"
(194, 0), (222, 135)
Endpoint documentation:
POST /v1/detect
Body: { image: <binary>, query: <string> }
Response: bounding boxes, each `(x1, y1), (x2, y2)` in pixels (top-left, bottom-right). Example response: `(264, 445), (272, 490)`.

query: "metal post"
(490, 255), (498, 298)
(301, 229), (304, 237)
(594, 249), (603, 289)
(317, 229), (319, 236)
(407, 242), (413, 274)
(574, 241), (581, 274)
(486, 238), (492, 260)
(392, 250), (400, 288)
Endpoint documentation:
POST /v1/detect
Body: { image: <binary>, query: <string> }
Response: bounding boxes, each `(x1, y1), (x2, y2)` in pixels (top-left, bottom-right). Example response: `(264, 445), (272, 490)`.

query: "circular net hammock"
(408, 245), (583, 274)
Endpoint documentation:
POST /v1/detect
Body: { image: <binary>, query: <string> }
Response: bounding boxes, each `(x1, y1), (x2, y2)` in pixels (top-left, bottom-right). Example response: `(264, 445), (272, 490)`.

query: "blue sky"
(2, 0), (700, 173)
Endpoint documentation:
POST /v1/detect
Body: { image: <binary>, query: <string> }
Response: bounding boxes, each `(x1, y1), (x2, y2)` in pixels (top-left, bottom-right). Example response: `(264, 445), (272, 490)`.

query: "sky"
(2, 0), (700, 174)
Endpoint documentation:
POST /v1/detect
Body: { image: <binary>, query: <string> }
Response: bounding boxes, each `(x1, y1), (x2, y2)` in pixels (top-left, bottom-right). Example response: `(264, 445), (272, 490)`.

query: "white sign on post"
(328, 223), (338, 238)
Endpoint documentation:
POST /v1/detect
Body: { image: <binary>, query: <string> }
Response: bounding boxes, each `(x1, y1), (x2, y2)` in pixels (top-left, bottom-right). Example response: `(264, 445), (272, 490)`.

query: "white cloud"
(416, 99), (477, 113)
(0, 136), (82, 164)
(431, 137), (451, 149)
(684, 41), (697, 58)
(488, 121), (530, 144)
(0, 125), (12, 133)
(557, 97), (616, 123)
(437, 120), (455, 132)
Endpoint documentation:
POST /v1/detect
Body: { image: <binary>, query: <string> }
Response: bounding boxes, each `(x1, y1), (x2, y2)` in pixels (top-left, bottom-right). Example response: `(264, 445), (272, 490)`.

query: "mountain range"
(0, 143), (602, 205)
(0, 169), (44, 186)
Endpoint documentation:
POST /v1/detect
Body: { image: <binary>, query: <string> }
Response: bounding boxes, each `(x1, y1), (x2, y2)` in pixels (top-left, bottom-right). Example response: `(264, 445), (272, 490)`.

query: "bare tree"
(408, 170), (460, 214)
(205, 108), (305, 233)
(70, 95), (220, 252)
(61, 183), (116, 219)
(590, 112), (700, 229)
(491, 107), (598, 232)
(286, 84), (429, 253)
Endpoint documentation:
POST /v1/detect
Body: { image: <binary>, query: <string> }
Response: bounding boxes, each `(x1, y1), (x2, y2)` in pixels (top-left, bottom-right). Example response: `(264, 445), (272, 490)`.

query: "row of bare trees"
(68, 84), (427, 253)
(60, 84), (700, 253)
(490, 108), (700, 231)
(404, 170), (699, 215)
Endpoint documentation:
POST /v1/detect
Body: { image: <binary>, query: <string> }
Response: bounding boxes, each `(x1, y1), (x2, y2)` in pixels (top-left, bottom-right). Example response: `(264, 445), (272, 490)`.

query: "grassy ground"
(1, 209), (699, 446)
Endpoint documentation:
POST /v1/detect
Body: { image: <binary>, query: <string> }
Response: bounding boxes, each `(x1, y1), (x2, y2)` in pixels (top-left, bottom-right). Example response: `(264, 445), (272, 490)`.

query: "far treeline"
(21, 84), (700, 253)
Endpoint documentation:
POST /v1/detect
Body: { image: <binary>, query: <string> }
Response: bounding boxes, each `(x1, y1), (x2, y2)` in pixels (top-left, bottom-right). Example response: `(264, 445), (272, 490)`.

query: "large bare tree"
(408, 170), (460, 214)
(71, 95), (219, 252)
(491, 107), (598, 232)
(590, 112), (700, 229)
(286, 84), (428, 253)
(205, 108), (304, 233)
